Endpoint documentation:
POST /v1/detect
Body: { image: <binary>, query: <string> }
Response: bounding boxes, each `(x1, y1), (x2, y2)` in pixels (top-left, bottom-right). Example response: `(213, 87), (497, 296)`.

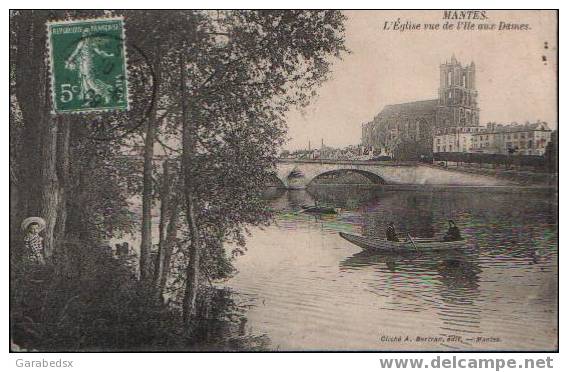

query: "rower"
(443, 220), (462, 241)
(386, 221), (399, 242)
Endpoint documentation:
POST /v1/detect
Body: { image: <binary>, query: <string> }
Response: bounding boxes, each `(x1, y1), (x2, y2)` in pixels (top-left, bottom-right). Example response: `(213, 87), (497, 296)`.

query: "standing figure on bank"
(21, 217), (46, 265)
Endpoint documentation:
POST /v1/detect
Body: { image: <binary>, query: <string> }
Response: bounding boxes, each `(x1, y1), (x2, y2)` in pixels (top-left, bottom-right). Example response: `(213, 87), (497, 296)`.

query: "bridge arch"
(266, 172), (286, 188)
(307, 169), (386, 186)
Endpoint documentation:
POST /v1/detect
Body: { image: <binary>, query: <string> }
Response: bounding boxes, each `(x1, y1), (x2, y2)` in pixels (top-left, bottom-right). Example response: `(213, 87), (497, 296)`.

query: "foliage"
(65, 129), (142, 242)
(11, 242), (267, 351)
(10, 10), (347, 349)
(434, 151), (551, 169)
(175, 10), (347, 254)
(543, 132), (557, 172)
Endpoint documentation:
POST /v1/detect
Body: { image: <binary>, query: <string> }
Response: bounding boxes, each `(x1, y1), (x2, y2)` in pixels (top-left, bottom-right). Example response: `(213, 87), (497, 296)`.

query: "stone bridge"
(275, 159), (513, 189)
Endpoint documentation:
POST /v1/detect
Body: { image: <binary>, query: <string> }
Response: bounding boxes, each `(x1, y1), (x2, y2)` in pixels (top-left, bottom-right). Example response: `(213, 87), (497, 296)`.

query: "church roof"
(378, 99), (438, 117)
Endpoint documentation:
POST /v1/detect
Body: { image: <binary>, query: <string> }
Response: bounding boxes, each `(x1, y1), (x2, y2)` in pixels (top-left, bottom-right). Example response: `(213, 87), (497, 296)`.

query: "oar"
(297, 204), (312, 214)
(407, 233), (418, 250)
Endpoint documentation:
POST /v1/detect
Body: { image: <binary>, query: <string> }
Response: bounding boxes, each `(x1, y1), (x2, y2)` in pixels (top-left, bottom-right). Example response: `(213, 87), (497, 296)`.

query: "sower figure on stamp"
(64, 27), (115, 106)
(21, 217), (46, 265)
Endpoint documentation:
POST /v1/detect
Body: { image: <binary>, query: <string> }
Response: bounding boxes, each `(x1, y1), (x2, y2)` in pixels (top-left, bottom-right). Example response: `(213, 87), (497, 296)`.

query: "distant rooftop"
(484, 121), (551, 133)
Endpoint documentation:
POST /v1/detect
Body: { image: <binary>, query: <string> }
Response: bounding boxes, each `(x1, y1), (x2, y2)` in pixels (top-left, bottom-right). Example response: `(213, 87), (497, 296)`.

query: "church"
(361, 55), (480, 160)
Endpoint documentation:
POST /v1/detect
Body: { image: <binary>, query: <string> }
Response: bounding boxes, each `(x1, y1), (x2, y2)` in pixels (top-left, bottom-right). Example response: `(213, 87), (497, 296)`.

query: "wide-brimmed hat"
(21, 217), (46, 232)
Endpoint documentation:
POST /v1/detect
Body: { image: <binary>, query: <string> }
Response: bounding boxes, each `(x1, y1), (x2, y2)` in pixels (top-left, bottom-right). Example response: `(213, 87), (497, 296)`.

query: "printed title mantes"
(382, 10), (531, 32)
(16, 359), (74, 368)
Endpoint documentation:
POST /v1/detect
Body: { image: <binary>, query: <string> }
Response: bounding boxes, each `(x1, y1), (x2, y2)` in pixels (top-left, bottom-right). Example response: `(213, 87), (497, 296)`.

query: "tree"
(11, 10), (54, 256)
(544, 141), (556, 172)
(10, 10), (347, 336)
(10, 10), (154, 255)
(122, 10), (200, 283)
(10, 10), (109, 260)
(168, 10), (347, 324)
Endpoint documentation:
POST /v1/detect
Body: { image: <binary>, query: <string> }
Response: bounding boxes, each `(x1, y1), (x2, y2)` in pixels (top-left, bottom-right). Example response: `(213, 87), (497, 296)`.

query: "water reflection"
(189, 287), (271, 351)
(340, 247), (482, 343)
(224, 186), (557, 351)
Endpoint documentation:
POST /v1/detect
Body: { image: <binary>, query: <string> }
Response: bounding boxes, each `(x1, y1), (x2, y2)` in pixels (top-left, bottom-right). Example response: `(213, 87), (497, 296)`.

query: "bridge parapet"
(275, 159), (514, 189)
(277, 158), (418, 166)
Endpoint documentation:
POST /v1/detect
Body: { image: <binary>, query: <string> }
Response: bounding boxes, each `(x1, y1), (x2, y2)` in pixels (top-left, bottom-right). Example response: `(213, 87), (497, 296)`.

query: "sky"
(283, 10), (557, 151)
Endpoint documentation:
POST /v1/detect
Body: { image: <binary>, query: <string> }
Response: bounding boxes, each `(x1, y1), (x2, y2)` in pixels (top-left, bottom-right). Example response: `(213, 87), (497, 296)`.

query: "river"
(221, 185), (558, 351)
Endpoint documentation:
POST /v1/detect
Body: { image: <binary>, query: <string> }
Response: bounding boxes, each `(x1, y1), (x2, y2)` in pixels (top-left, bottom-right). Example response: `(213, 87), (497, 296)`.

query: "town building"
(470, 121), (552, 155)
(433, 126), (486, 153)
(362, 55), (480, 160)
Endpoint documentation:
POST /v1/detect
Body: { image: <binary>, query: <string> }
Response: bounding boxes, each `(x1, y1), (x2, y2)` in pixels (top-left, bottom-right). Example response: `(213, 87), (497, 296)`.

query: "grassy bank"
(10, 240), (269, 352)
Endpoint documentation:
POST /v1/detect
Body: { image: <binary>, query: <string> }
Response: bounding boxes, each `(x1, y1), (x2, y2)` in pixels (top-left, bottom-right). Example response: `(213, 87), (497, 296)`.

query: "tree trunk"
(182, 196), (200, 326)
(55, 117), (70, 249)
(139, 118), (156, 281)
(139, 45), (161, 282)
(158, 159), (171, 252)
(41, 118), (59, 261)
(154, 159), (172, 295)
(10, 160), (23, 266)
(159, 200), (179, 296)
(15, 11), (48, 218)
(180, 46), (201, 326)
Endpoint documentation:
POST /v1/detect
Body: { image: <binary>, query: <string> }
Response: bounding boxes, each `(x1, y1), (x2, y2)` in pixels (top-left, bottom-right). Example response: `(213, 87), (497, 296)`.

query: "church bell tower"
(437, 55), (479, 127)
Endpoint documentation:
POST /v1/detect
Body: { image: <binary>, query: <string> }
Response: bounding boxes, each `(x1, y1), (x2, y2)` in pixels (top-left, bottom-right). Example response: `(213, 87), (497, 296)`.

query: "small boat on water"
(339, 232), (465, 252)
(301, 204), (339, 214)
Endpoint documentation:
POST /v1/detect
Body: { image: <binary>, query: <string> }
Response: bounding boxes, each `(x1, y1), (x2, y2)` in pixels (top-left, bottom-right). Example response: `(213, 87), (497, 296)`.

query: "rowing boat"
(301, 205), (339, 214)
(339, 232), (465, 252)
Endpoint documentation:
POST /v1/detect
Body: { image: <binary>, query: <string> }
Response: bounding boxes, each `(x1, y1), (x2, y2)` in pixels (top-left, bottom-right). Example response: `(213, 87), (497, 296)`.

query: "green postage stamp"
(47, 17), (129, 114)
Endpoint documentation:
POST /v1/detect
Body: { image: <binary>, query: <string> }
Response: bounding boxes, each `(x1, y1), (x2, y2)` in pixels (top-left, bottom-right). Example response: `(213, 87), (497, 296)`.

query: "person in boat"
(443, 220), (462, 241)
(385, 221), (399, 242)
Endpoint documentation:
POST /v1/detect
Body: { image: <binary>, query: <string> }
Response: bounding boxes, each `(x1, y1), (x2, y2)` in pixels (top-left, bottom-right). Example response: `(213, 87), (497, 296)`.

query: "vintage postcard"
(9, 10), (557, 353)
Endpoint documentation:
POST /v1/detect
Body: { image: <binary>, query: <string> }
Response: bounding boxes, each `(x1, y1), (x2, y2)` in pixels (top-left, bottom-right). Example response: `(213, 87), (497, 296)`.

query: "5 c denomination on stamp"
(47, 17), (129, 114)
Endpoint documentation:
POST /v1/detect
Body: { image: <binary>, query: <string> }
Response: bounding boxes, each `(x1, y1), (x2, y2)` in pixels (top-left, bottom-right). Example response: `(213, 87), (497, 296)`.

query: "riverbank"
(10, 240), (269, 352)
(428, 163), (558, 187)
(308, 183), (557, 195)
